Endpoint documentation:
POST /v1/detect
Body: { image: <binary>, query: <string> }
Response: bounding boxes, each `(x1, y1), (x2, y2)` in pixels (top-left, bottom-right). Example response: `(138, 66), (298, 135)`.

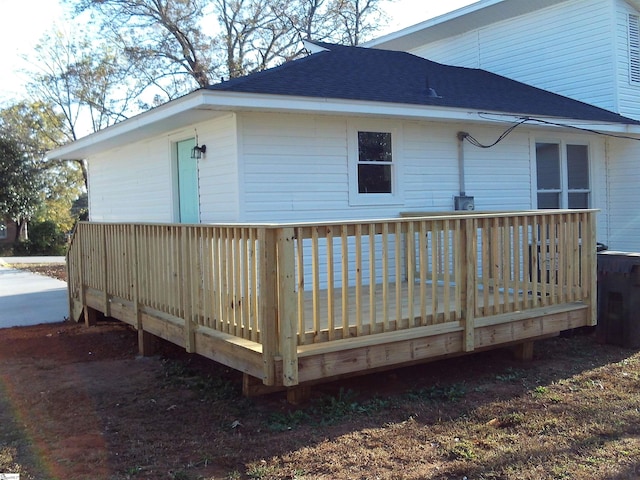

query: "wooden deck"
(66, 210), (597, 395)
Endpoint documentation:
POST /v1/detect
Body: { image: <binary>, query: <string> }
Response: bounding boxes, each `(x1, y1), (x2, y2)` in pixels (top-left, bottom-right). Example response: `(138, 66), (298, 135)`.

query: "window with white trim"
(629, 14), (640, 84)
(357, 131), (393, 193)
(349, 125), (402, 205)
(0, 221), (7, 240)
(536, 142), (590, 209)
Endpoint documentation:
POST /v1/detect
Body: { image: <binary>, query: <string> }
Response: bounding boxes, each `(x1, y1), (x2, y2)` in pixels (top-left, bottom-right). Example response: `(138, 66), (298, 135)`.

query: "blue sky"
(0, 0), (477, 105)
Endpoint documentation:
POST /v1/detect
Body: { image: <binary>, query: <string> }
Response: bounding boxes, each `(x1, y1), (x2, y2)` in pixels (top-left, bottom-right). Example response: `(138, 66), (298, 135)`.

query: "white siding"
(615, 0), (640, 120)
(198, 114), (240, 222)
(239, 113), (354, 222)
(411, 31), (481, 68)
(403, 122), (464, 210)
(410, 0), (619, 114)
(88, 140), (174, 222)
(236, 112), (613, 223)
(87, 114), (241, 223)
(236, 113), (613, 286)
(462, 126), (533, 211)
(607, 137), (640, 251)
(87, 109), (615, 248)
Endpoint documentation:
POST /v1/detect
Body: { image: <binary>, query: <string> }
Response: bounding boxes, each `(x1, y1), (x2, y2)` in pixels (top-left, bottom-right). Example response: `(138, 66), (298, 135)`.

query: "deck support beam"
(286, 386), (311, 405)
(138, 330), (158, 356)
(511, 341), (534, 361)
(84, 305), (99, 326)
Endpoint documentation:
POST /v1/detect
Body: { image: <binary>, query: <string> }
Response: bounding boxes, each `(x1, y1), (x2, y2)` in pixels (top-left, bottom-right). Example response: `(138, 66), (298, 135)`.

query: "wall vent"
(629, 14), (640, 84)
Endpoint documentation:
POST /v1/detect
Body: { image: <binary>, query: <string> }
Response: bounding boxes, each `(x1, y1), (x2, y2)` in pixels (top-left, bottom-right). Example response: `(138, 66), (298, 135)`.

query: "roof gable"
(208, 41), (639, 125)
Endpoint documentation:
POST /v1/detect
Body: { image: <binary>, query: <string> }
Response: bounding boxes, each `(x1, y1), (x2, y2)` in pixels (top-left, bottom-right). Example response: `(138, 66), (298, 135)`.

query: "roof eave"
(47, 90), (211, 160)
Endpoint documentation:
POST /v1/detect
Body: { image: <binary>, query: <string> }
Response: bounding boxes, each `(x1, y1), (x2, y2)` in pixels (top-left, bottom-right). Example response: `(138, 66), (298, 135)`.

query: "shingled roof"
(208, 41), (639, 125)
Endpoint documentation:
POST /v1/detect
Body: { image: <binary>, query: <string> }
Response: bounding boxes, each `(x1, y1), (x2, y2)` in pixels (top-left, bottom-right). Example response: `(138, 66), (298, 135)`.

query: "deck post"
(586, 211), (597, 326)
(101, 225), (111, 317)
(182, 227), (196, 352)
(277, 227), (299, 386)
(260, 228), (278, 386)
(76, 225), (87, 324)
(461, 217), (476, 352)
(66, 228), (75, 322)
(131, 225), (152, 355)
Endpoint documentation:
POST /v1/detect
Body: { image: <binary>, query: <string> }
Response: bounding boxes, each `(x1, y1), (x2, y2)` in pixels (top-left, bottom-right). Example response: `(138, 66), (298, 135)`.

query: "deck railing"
(67, 210), (597, 387)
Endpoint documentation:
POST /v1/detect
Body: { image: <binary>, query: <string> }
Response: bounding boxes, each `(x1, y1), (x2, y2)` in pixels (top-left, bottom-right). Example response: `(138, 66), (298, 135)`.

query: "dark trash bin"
(596, 251), (640, 348)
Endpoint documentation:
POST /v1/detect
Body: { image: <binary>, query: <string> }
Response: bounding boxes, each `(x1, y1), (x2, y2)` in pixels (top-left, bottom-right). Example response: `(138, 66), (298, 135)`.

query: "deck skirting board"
(81, 288), (266, 381)
(288, 304), (589, 385)
(79, 286), (589, 387)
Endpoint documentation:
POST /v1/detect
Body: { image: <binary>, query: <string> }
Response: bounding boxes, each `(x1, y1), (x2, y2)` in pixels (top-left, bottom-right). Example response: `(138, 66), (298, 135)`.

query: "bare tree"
(214, 0), (304, 78)
(26, 30), (151, 187)
(72, 0), (216, 88)
(29, 30), (144, 140)
(330, 0), (389, 45)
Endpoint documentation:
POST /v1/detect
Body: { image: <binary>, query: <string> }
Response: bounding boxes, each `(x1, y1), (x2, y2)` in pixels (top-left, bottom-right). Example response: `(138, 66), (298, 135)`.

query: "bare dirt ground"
(1, 264), (640, 479)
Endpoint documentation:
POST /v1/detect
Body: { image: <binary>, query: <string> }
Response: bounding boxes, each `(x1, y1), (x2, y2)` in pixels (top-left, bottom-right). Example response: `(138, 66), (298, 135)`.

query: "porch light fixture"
(191, 144), (206, 159)
(191, 129), (206, 159)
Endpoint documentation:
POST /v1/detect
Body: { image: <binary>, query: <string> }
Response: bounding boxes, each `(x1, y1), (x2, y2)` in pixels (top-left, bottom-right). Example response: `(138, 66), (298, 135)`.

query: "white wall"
(616, 0), (640, 120)
(88, 139), (174, 222)
(238, 113), (352, 222)
(607, 137), (640, 251)
(236, 111), (608, 220)
(87, 110), (615, 248)
(198, 114), (240, 222)
(410, 0), (619, 115)
(87, 113), (240, 223)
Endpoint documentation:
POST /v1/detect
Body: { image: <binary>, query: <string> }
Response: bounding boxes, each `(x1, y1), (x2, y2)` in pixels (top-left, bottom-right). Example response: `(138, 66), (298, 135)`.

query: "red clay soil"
(0, 321), (240, 479)
(0, 316), (624, 480)
(1, 314), (638, 479)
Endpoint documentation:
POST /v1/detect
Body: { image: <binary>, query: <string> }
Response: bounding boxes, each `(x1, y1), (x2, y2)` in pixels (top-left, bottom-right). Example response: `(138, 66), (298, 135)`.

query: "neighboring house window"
(349, 124), (402, 205)
(0, 221), (6, 239)
(536, 142), (590, 209)
(629, 14), (640, 84)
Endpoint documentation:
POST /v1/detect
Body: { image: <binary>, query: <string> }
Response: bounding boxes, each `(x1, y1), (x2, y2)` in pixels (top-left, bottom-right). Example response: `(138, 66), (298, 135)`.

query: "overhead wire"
(462, 112), (640, 148)
(459, 118), (529, 148)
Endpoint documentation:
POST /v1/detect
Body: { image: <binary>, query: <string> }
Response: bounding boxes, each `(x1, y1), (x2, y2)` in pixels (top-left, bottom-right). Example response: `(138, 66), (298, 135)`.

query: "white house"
(367, 0), (640, 251)
(49, 41), (640, 252)
(54, 40), (637, 388)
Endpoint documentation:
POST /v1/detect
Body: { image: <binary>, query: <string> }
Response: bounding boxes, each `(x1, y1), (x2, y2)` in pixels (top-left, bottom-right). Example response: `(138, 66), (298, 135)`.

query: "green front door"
(176, 139), (200, 223)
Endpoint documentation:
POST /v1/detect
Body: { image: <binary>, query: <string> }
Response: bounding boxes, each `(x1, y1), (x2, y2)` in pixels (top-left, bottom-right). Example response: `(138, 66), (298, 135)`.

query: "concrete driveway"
(0, 257), (68, 328)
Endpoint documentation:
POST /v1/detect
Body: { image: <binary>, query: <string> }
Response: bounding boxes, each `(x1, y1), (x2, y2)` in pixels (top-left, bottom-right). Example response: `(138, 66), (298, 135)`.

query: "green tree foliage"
(0, 136), (45, 242)
(13, 220), (68, 256)
(0, 102), (85, 235)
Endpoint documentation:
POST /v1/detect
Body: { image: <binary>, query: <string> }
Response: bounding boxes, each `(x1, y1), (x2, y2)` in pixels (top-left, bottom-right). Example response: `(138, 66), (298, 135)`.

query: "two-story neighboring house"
(368, 0), (640, 251)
